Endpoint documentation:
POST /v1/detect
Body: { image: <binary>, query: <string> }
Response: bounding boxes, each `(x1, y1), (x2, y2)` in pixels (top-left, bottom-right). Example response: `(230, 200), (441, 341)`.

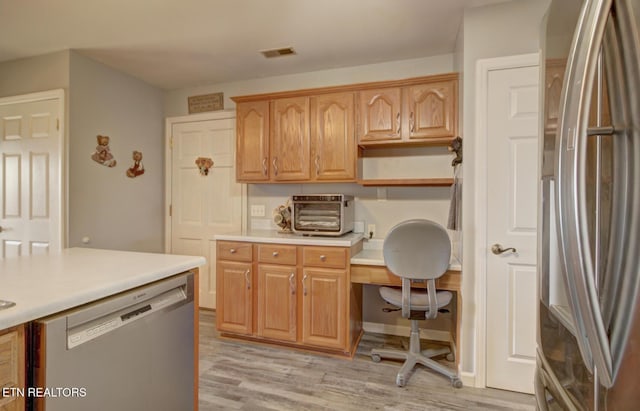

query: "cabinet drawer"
(303, 247), (347, 269)
(217, 241), (252, 262)
(258, 244), (297, 265)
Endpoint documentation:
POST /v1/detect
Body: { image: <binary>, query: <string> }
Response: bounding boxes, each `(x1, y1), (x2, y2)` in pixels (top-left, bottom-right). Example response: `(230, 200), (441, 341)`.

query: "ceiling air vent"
(260, 47), (296, 58)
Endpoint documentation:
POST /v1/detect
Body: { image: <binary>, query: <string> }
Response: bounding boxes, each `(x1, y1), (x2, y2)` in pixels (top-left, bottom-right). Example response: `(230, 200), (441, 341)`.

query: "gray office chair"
(370, 219), (462, 388)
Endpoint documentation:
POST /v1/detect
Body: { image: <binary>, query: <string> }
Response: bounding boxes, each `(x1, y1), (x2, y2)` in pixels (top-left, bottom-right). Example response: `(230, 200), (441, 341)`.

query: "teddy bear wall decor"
(126, 151), (145, 178)
(91, 135), (117, 167)
(195, 157), (214, 176)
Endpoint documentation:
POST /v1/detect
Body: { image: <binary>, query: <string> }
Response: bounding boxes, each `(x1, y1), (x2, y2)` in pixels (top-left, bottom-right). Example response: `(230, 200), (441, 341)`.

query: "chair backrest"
(383, 219), (451, 281)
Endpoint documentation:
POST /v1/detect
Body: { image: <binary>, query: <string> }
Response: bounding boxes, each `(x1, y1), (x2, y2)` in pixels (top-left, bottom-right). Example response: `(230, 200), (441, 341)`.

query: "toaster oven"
(291, 194), (354, 236)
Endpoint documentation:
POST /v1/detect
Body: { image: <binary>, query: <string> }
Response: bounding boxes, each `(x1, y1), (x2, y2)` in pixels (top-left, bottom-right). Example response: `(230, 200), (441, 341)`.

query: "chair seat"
(379, 286), (452, 312)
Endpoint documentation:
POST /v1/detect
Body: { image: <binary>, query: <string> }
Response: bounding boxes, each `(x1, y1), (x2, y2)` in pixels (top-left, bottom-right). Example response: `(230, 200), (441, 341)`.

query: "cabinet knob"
(229, 248), (236, 254)
(245, 269), (251, 289)
(410, 111), (415, 132)
(320, 255), (326, 262)
(262, 158), (268, 176)
(396, 112), (401, 134)
(272, 251), (279, 257)
(272, 157), (279, 176)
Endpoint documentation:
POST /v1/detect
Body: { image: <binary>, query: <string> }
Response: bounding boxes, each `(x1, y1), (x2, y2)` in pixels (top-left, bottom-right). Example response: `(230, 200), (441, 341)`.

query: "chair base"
(370, 321), (462, 388)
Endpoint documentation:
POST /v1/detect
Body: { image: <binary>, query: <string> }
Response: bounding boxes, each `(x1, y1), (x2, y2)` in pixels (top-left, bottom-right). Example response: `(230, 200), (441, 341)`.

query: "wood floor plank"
(198, 310), (535, 410)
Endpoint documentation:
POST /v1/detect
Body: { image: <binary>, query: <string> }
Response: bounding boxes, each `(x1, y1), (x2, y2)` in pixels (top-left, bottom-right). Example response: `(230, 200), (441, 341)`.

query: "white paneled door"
(169, 113), (244, 309)
(0, 92), (63, 258)
(485, 65), (538, 393)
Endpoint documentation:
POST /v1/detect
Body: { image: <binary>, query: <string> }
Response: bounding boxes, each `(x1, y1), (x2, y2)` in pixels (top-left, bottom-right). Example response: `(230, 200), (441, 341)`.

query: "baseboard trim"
(460, 371), (477, 388)
(362, 321), (452, 343)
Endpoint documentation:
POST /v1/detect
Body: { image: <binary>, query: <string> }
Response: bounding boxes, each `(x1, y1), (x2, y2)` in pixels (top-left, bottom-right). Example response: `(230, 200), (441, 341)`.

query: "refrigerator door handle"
(556, 0), (615, 388)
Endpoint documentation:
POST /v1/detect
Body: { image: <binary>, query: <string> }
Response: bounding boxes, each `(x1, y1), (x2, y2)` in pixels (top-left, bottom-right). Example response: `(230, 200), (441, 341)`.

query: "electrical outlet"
(250, 205), (266, 217)
(367, 224), (376, 239)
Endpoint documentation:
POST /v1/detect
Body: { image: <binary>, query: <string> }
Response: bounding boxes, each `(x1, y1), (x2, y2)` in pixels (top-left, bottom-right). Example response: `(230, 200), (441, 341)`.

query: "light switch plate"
(250, 205), (266, 217)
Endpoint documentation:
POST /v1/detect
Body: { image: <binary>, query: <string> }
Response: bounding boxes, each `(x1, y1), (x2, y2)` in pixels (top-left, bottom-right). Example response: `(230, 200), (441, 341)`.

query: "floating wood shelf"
(357, 178), (454, 187)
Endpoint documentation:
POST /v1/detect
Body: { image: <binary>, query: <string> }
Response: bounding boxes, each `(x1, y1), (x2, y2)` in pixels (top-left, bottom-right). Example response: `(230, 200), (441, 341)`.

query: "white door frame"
(164, 110), (247, 253)
(473, 52), (540, 388)
(0, 89), (66, 250)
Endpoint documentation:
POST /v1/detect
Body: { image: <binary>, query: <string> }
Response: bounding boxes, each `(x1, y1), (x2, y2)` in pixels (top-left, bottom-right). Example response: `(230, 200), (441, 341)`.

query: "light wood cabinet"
(358, 87), (402, 143)
(358, 76), (458, 146)
(232, 73), (458, 184)
(216, 241), (254, 335)
(301, 267), (347, 349)
(256, 244), (297, 341)
(236, 100), (270, 181)
(310, 92), (356, 180)
(406, 80), (456, 140)
(0, 325), (25, 411)
(216, 240), (362, 355)
(270, 97), (311, 181)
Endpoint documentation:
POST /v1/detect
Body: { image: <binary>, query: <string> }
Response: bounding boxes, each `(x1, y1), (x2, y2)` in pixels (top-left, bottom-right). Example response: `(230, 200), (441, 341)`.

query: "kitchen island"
(0, 248), (205, 411)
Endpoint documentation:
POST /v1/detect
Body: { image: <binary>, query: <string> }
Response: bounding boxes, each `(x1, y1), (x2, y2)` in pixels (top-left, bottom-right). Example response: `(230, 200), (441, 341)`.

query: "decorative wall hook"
(448, 136), (463, 167)
(195, 157), (214, 176)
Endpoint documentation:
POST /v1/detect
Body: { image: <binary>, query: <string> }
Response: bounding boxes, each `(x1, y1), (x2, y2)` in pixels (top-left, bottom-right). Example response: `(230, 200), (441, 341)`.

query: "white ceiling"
(0, 0), (509, 90)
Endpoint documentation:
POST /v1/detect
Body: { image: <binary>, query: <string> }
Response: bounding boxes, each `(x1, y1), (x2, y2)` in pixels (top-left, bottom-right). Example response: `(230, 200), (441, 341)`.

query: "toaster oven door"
(293, 202), (342, 234)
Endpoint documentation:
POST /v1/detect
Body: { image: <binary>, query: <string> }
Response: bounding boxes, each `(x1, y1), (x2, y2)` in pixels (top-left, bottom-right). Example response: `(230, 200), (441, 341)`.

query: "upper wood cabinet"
(358, 76), (458, 146)
(358, 87), (402, 143)
(236, 101), (269, 181)
(271, 97), (311, 181)
(232, 72), (458, 183)
(310, 92), (356, 181)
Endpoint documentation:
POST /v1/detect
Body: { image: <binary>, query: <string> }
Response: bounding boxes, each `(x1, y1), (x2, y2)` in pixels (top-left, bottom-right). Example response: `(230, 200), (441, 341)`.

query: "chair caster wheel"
(396, 375), (406, 387)
(371, 354), (381, 363)
(451, 378), (463, 389)
(446, 353), (455, 362)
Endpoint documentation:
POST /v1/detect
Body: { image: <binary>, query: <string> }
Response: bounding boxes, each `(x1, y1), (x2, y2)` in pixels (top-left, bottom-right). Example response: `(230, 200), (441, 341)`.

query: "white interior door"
(485, 65), (538, 393)
(0, 92), (63, 258)
(169, 113), (244, 309)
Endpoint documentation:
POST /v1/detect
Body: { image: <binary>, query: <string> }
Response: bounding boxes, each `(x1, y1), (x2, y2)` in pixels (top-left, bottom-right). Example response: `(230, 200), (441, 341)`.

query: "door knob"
(491, 244), (517, 255)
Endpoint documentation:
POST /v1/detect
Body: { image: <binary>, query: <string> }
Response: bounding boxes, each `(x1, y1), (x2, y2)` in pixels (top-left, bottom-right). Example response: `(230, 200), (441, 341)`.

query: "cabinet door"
(216, 260), (253, 335)
(406, 80), (457, 140)
(310, 92), (356, 181)
(0, 325), (25, 411)
(358, 87), (402, 144)
(257, 264), (297, 342)
(236, 101), (269, 181)
(271, 97), (310, 181)
(301, 268), (347, 350)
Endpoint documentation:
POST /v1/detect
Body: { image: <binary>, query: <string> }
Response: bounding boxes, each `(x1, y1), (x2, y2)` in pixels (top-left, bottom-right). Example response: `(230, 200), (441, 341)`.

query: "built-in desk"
(350, 248), (462, 366)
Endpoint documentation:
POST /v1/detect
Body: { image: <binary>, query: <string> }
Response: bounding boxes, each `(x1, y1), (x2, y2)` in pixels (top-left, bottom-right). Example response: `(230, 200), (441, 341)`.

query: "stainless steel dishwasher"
(31, 271), (195, 411)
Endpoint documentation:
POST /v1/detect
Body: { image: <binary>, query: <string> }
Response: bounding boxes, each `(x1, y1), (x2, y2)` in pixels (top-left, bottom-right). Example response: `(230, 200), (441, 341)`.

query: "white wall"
(68, 51), (165, 252)
(0, 51), (70, 98)
(165, 54), (454, 116)
(458, 0), (551, 380)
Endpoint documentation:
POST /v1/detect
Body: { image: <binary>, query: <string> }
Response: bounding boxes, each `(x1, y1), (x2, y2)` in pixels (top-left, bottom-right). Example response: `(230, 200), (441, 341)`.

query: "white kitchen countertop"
(215, 229), (365, 247)
(0, 248), (205, 330)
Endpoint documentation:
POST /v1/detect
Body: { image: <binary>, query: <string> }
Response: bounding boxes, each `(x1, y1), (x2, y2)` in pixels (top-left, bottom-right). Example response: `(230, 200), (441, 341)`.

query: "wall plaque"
(188, 92), (224, 114)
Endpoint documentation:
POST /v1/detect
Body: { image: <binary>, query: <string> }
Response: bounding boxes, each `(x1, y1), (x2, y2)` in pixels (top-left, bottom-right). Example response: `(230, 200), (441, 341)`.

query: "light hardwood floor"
(199, 310), (536, 410)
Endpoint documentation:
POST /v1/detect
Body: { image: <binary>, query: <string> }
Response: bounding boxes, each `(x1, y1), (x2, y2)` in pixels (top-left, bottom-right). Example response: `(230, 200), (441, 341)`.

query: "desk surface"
(350, 248), (462, 271)
(350, 264), (461, 291)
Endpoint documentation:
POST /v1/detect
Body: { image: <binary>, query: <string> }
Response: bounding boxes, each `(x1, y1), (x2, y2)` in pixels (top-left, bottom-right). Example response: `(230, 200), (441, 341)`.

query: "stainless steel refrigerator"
(537, 0), (640, 409)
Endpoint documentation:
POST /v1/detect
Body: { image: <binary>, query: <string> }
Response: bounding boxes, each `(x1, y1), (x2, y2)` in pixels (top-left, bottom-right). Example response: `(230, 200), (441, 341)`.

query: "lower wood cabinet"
(216, 240), (362, 356)
(0, 325), (25, 411)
